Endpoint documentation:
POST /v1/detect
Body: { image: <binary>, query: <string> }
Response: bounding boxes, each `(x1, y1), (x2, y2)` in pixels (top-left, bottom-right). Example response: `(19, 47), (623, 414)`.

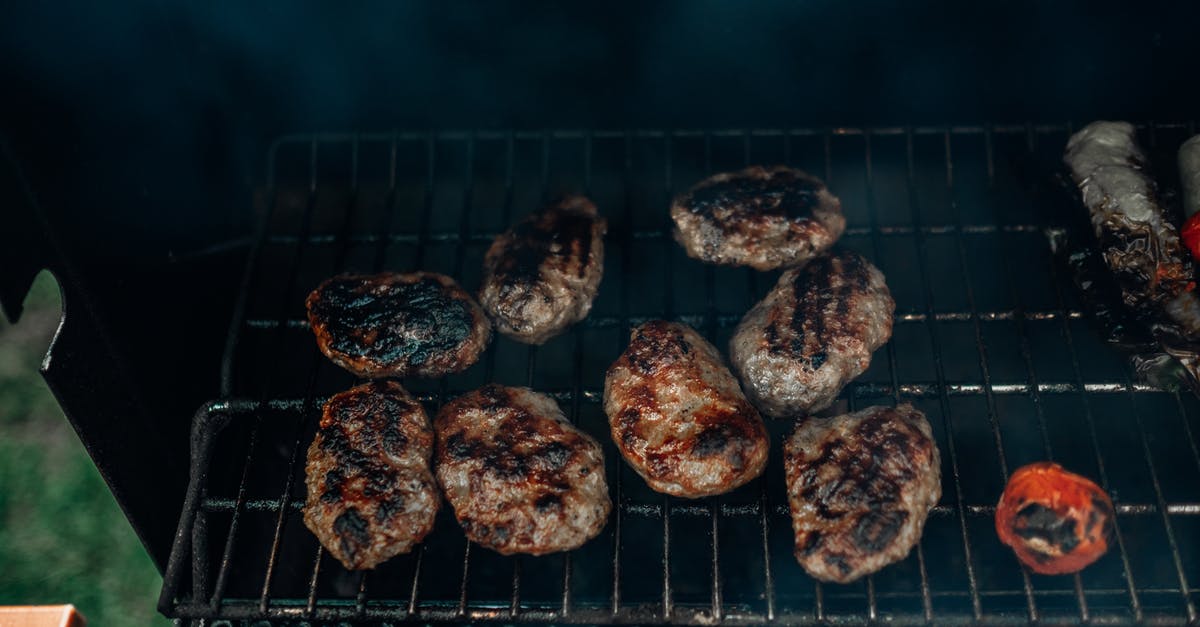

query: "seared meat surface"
(1064, 121), (1200, 337)
(303, 381), (440, 570)
(784, 404), (941, 583)
(435, 384), (610, 555)
(306, 272), (491, 378)
(604, 320), (769, 498)
(730, 250), (894, 418)
(480, 195), (607, 344)
(671, 166), (845, 271)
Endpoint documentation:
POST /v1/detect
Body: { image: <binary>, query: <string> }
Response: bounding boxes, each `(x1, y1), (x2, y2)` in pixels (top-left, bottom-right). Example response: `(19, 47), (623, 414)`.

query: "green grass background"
(0, 272), (169, 625)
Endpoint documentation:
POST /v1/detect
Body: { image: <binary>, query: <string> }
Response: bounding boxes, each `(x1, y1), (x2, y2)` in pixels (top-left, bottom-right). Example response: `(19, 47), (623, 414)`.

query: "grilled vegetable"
(1050, 122), (1200, 395)
(1063, 121), (1200, 337)
(995, 462), (1114, 575)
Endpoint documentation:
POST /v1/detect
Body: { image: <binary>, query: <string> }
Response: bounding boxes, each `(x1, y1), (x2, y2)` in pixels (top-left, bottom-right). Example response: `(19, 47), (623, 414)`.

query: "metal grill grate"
(160, 125), (1200, 625)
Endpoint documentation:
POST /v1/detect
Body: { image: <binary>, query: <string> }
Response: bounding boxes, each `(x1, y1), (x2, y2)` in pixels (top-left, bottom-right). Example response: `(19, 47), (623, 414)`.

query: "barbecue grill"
(3, 4), (1200, 625)
(139, 125), (1196, 624)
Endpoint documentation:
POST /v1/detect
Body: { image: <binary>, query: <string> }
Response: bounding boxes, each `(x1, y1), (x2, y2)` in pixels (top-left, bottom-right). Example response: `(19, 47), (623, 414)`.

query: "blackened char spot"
(686, 170), (822, 220)
(375, 494), (406, 522)
(809, 351), (827, 368)
(493, 206), (596, 284)
(780, 256), (836, 357)
(693, 426), (731, 457)
(824, 553), (853, 576)
(799, 530), (823, 556)
(1091, 494), (1115, 544)
(444, 433), (474, 460)
(535, 441), (572, 470)
(382, 423), (409, 457)
(798, 410), (918, 520)
(535, 493), (562, 511)
(310, 276), (473, 368)
(320, 469), (344, 504)
(853, 510), (907, 552)
(1012, 503), (1081, 556)
(333, 509), (371, 560)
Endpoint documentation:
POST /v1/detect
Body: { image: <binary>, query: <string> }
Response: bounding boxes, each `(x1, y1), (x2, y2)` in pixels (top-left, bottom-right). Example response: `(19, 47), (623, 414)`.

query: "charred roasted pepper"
(995, 462), (1114, 575)
(1182, 212), (1200, 263)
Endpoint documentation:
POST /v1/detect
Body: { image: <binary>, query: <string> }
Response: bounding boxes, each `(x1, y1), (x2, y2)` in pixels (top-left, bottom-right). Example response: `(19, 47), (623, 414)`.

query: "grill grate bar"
(1034, 123), (1145, 621)
(936, 129), (1043, 620)
(748, 131), (777, 623)
(660, 132), (675, 622)
(979, 127), (1093, 620)
(262, 222), (1043, 248)
(210, 139), (324, 613)
(266, 122), (1192, 146)
(199, 380), (1176, 416)
(608, 132), (635, 619)
(243, 308), (1087, 331)
(199, 495), (1200, 517)
(1127, 384), (1198, 622)
(261, 134), (373, 614)
(890, 129), (985, 619)
(862, 129), (935, 622)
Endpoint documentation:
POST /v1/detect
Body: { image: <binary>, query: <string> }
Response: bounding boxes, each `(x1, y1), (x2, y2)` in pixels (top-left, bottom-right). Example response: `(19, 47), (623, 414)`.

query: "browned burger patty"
(784, 404), (941, 583)
(671, 166), (846, 271)
(480, 195), (607, 344)
(435, 384), (610, 555)
(306, 272), (491, 378)
(604, 320), (769, 498)
(730, 250), (894, 418)
(303, 381), (440, 570)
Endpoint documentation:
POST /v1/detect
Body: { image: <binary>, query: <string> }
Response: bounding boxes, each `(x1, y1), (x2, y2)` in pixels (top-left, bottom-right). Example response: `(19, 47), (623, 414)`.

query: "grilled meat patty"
(604, 320), (769, 498)
(671, 166), (846, 271)
(730, 250), (894, 418)
(303, 381), (440, 571)
(784, 404), (941, 584)
(1064, 121), (1200, 338)
(435, 384), (610, 555)
(306, 272), (492, 378)
(480, 195), (607, 344)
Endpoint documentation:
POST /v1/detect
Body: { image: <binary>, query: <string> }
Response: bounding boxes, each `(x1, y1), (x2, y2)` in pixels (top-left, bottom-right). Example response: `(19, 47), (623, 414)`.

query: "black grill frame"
(159, 125), (1200, 625)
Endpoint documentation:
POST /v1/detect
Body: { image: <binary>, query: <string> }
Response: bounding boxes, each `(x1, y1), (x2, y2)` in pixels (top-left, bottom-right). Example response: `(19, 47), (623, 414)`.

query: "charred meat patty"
(784, 404), (941, 583)
(671, 166), (846, 271)
(604, 320), (769, 498)
(435, 384), (610, 555)
(730, 250), (894, 418)
(303, 381), (440, 570)
(306, 272), (492, 378)
(480, 195), (607, 344)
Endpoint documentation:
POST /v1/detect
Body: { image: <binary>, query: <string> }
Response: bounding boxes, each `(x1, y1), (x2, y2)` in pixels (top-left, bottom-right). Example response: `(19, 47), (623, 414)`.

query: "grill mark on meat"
(733, 250), (893, 418)
(303, 381), (438, 570)
(435, 384), (611, 555)
(671, 166), (846, 271)
(604, 321), (769, 498)
(685, 170), (822, 220)
(479, 195), (606, 344)
(494, 208), (595, 284)
(333, 509), (371, 561)
(307, 272), (491, 378)
(784, 404), (941, 583)
(774, 253), (868, 359)
(311, 277), (471, 366)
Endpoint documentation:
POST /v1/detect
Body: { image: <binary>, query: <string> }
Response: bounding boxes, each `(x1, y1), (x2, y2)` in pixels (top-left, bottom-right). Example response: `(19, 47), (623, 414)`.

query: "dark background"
(1, 0), (1198, 570)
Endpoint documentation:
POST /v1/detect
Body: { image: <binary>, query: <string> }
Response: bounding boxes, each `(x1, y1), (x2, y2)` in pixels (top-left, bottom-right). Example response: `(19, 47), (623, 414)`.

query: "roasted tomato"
(995, 462), (1114, 575)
